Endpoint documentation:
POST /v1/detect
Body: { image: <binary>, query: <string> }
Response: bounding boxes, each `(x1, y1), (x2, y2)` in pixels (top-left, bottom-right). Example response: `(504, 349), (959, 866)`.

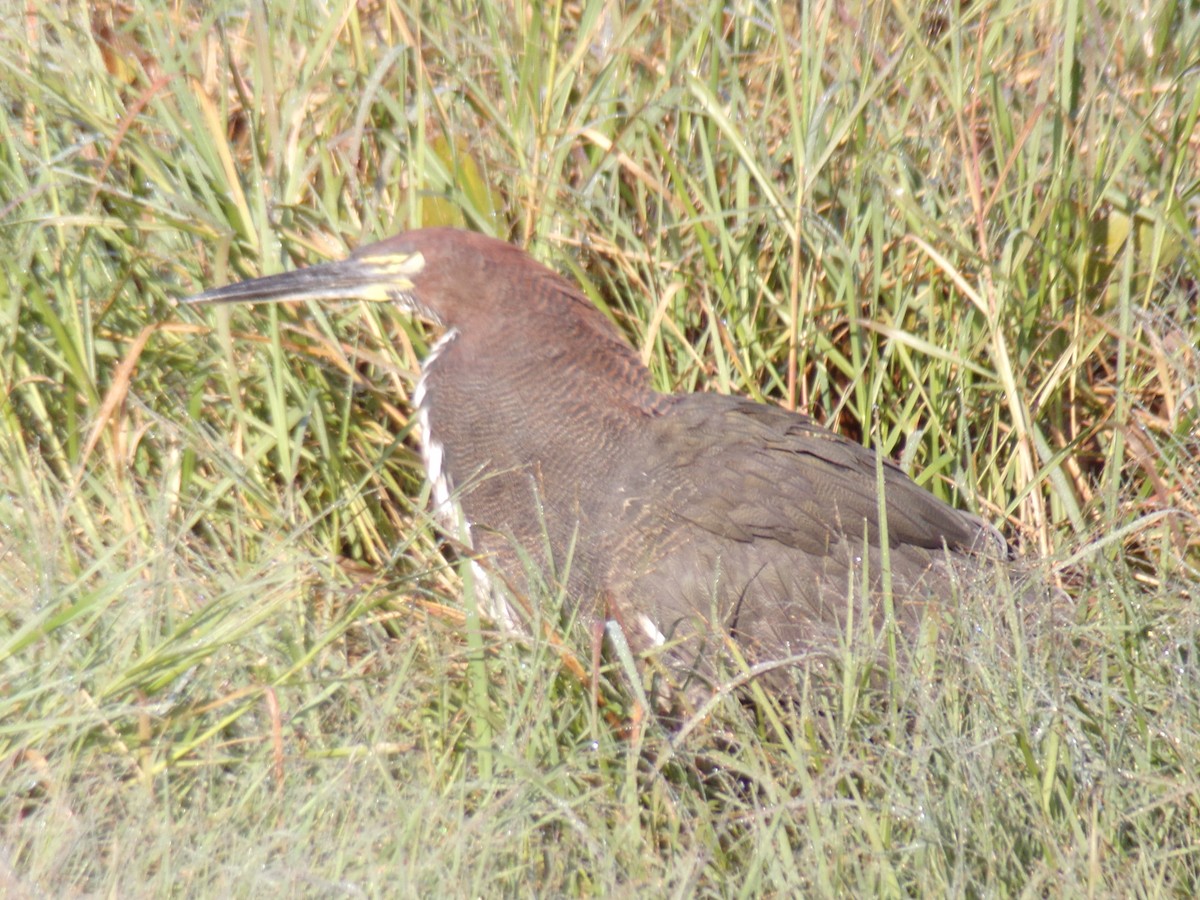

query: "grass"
(1, 0), (1198, 894)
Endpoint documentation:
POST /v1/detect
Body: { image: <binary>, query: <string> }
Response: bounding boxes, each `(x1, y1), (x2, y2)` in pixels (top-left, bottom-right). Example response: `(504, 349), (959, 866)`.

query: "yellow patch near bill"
(356, 251), (426, 302)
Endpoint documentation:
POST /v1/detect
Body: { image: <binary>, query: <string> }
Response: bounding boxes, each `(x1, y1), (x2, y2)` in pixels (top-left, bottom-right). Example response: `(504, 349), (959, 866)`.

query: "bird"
(186, 227), (1021, 696)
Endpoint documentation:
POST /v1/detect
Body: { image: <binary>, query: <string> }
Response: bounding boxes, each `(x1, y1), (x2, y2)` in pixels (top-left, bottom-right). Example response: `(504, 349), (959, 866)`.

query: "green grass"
(2, 0), (1198, 894)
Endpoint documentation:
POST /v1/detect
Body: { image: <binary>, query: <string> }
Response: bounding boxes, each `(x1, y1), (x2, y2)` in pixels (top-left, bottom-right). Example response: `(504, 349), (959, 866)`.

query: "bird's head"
(185, 227), (656, 405)
(184, 227), (543, 330)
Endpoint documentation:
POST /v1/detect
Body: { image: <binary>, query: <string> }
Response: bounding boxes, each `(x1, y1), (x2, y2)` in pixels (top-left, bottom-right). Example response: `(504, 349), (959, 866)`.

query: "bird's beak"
(183, 250), (426, 307)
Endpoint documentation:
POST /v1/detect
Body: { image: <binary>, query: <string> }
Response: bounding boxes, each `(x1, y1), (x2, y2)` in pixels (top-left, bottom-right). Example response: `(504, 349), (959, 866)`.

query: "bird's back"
(602, 392), (1011, 669)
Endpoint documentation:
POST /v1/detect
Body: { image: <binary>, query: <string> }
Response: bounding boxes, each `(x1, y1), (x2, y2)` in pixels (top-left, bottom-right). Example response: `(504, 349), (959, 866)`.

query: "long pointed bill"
(182, 249), (426, 307)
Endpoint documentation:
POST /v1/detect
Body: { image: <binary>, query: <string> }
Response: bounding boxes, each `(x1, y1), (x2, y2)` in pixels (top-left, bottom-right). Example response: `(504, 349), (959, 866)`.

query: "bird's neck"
(446, 309), (659, 413)
(412, 312), (658, 602)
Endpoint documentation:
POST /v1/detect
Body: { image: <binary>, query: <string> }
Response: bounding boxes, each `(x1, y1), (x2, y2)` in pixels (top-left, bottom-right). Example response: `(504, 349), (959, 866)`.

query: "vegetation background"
(2, 0), (1197, 894)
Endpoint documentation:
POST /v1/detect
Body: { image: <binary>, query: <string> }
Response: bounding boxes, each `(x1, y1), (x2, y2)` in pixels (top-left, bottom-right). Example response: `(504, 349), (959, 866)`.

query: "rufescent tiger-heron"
(186, 227), (1027, 695)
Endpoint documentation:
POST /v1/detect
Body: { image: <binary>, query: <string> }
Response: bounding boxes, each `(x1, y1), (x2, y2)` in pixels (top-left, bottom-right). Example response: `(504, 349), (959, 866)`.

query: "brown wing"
(638, 393), (1005, 560)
